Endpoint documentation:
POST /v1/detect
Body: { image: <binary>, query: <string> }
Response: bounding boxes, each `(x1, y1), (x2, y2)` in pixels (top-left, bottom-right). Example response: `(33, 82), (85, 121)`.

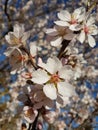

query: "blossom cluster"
(4, 3), (98, 130)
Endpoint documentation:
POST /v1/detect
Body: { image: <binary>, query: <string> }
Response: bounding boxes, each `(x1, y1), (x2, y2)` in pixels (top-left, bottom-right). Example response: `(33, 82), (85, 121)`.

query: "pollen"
(50, 73), (60, 84)
(17, 55), (26, 61)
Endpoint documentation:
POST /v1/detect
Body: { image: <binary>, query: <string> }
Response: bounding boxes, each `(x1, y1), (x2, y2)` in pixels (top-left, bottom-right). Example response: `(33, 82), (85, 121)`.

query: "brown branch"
(4, 0), (11, 21)
(57, 40), (70, 59)
(0, 0), (13, 40)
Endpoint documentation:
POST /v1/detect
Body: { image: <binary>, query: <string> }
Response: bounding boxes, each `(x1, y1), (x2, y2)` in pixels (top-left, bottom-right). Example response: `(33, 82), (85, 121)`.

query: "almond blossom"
(54, 7), (85, 31)
(23, 106), (38, 123)
(5, 23), (30, 47)
(30, 85), (54, 109)
(7, 48), (28, 74)
(78, 16), (98, 47)
(31, 57), (75, 100)
(46, 26), (75, 46)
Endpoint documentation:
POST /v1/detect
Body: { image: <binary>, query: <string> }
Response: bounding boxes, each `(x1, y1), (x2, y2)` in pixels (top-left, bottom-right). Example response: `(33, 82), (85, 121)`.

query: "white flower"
(30, 88), (54, 109)
(54, 7), (85, 31)
(8, 48), (28, 74)
(78, 16), (98, 47)
(23, 106), (38, 123)
(46, 26), (75, 47)
(5, 24), (30, 47)
(31, 57), (75, 100)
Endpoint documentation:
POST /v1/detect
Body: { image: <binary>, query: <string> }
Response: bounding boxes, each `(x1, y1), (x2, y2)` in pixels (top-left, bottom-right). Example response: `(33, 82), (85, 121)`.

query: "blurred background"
(0, 0), (98, 130)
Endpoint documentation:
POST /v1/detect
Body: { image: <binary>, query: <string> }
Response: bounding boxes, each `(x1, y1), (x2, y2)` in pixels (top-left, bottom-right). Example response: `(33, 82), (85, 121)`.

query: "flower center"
(70, 19), (77, 24)
(17, 55), (26, 61)
(83, 26), (89, 34)
(70, 15), (78, 24)
(11, 34), (22, 45)
(50, 73), (60, 84)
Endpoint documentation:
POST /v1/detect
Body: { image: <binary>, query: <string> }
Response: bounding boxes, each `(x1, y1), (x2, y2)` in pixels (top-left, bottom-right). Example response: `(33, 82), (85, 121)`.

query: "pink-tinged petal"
(57, 10), (71, 21)
(87, 35), (96, 47)
(51, 37), (62, 47)
(31, 69), (50, 84)
(29, 42), (37, 57)
(38, 57), (62, 74)
(78, 31), (85, 43)
(43, 84), (57, 100)
(57, 82), (75, 97)
(54, 21), (69, 27)
(59, 66), (73, 81)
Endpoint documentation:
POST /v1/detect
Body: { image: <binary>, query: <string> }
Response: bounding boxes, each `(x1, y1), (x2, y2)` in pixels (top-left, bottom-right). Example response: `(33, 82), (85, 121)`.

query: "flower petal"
(14, 24), (24, 38)
(64, 33), (75, 40)
(5, 34), (11, 44)
(46, 28), (58, 36)
(59, 66), (73, 81)
(57, 82), (75, 97)
(4, 47), (15, 56)
(69, 24), (81, 31)
(29, 42), (37, 57)
(57, 10), (71, 21)
(31, 69), (50, 84)
(38, 57), (62, 74)
(56, 95), (70, 108)
(43, 84), (57, 100)
(51, 37), (62, 47)
(78, 31), (85, 43)
(54, 21), (69, 27)
(22, 31), (31, 42)
(23, 107), (38, 123)
(73, 7), (85, 20)
(87, 16), (95, 26)
(87, 35), (96, 47)
(43, 98), (54, 109)
(89, 25), (98, 35)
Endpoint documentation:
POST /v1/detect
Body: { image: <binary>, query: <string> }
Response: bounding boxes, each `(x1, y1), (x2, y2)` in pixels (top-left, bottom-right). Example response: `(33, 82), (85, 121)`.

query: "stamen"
(84, 26), (89, 34)
(50, 73), (60, 84)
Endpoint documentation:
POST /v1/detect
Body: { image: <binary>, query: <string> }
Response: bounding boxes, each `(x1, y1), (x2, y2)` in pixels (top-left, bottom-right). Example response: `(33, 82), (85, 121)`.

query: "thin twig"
(57, 40), (70, 59)
(4, 0), (11, 21)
